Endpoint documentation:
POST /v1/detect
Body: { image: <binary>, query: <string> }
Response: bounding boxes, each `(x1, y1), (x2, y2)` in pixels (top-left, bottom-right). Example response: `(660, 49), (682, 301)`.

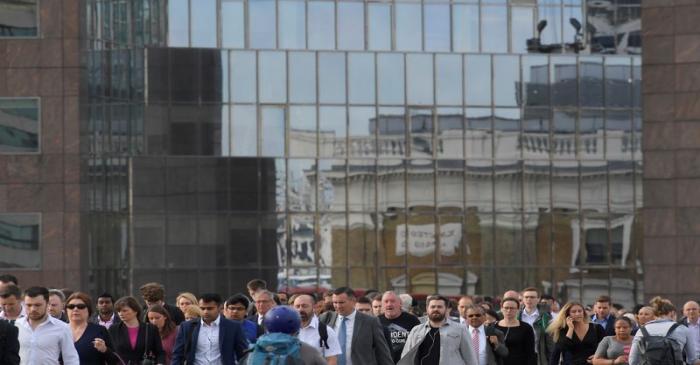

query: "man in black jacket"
(0, 319), (19, 365)
(139, 282), (185, 325)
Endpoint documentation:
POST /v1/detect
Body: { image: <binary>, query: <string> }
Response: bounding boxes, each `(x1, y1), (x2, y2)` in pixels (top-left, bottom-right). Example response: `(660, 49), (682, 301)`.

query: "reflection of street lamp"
(526, 20), (548, 52)
(527, 18), (584, 54)
(568, 18), (583, 53)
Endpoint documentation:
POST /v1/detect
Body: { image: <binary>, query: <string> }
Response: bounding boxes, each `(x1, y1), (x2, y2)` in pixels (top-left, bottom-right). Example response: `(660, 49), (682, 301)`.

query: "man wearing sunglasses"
(465, 305), (509, 365)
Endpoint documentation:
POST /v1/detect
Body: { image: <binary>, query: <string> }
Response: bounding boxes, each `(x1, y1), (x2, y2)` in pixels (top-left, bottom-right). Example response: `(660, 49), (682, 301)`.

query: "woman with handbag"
(109, 296), (165, 365)
(67, 292), (120, 365)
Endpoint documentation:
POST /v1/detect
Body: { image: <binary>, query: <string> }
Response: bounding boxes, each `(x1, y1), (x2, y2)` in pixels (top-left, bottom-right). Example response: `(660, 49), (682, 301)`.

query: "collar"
(18, 314), (61, 329)
(687, 318), (700, 326)
(201, 315), (221, 327)
(99, 312), (116, 322)
(421, 318), (450, 329)
(339, 310), (357, 322)
(591, 314), (610, 322)
(468, 324), (485, 334)
(523, 308), (539, 317)
(303, 315), (319, 330)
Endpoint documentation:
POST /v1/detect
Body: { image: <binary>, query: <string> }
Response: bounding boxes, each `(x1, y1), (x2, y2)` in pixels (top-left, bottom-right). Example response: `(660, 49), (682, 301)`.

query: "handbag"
(141, 324), (154, 365)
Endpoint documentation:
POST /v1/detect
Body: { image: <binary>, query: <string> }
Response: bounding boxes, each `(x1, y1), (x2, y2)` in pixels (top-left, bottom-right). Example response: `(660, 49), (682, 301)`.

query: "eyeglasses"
(467, 314), (482, 318)
(66, 304), (88, 310)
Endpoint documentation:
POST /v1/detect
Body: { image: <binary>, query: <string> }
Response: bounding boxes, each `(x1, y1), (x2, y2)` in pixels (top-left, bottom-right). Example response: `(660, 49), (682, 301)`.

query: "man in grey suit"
(325, 287), (393, 365)
(465, 305), (508, 365)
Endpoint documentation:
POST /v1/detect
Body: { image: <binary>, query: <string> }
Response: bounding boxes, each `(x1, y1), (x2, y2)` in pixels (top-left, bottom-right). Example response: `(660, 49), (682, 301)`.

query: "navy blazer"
(171, 316), (248, 365)
(590, 314), (616, 337)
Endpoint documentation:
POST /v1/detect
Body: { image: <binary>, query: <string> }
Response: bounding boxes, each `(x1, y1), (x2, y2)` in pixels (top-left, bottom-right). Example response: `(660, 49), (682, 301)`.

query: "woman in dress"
(592, 317), (634, 365)
(66, 292), (119, 365)
(493, 297), (537, 365)
(147, 305), (178, 365)
(547, 301), (606, 365)
(109, 296), (165, 365)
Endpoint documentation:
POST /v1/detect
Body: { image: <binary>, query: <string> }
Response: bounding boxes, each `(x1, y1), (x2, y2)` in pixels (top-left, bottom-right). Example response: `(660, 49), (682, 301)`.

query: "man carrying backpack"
(293, 294), (341, 364)
(240, 305), (326, 365)
(628, 297), (700, 365)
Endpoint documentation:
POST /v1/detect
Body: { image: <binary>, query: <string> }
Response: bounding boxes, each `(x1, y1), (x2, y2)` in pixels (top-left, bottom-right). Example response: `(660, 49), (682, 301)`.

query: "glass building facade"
(84, 0), (643, 306)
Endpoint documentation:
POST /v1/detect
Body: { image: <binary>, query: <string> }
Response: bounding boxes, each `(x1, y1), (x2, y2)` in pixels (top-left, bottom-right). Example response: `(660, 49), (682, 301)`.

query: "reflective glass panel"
(552, 110), (576, 160)
(482, 6), (507, 53)
(319, 159), (346, 212)
(168, 0), (188, 46)
(551, 57), (577, 106)
(494, 108), (521, 160)
(230, 51), (257, 103)
(522, 55), (549, 107)
(308, 1), (335, 50)
(563, 6), (583, 46)
(606, 110), (632, 160)
(378, 107), (406, 158)
(407, 54), (434, 106)
(231, 105), (257, 156)
(279, 0), (306, 49)
(289, 52), (317, 103)
(396, 3), (422, 51)
(465, 55), (491, 106)
(347, 159), (376, 212)
(191, 0), (216, 47)
(466, 108), (492, 159)
(436, 54), (463, 106)
(249, 0), (276, 48)
(348, 53), (375, 105)
(377, 159), (406, 211)
(539, 5), (562, 45)
(579, 109), (604, 160)
(378, 53), (405, 105)
(410, 108), (434, 158)
(511, 7), (534, 54)
(493, 56), (519, 107)
(452, 5), (479, 52)
(580, 56), (603, 107)
(368, 3), (391, 51)
(319, 53), (346, 104)
(338, 2), (364, 50)
(606, 58), (632, 107)
(222, 0), (245, 48)
(289, 106), (317, 157)
(288, 159), (317, 212)
(0, 214), (40, 268)
(424, 4), (451, 52)
(523, 108), (550, 160)
(0, 98), (39, 152)
(437, 108), (464, 159)
(259, 51), (287, 103)
(261, 106), (286, 157)
(349, 107), (376, 159)
(319, 106), (347, 158)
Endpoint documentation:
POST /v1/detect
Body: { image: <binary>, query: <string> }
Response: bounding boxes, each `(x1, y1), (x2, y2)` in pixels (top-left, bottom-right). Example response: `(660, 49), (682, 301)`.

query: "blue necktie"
(338, 317), (347, 365)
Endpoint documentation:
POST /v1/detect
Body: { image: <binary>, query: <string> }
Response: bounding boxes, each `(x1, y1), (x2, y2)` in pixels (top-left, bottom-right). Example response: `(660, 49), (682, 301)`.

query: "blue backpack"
(247, 332), (304, 365)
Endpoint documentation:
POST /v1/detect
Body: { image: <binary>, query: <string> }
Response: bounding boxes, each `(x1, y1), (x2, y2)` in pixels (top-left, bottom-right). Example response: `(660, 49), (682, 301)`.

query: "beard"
(428, 311), (445, 322)
(299, 311), (310, 322)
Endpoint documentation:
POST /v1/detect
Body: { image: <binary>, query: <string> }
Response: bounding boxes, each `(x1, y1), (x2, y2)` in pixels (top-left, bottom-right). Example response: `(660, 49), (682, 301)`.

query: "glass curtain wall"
(85, 0), (643, 306)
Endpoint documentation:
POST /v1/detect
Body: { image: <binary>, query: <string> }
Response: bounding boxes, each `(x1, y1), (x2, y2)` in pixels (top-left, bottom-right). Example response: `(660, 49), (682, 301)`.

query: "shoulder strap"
(317, 321), (329, 349)
(143, 324), (149, 359)
(666, 323), (681, 337)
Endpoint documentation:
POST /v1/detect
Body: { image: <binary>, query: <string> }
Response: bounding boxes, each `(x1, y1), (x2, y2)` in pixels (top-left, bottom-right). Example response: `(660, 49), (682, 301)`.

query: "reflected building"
(0, 0), (645, 306)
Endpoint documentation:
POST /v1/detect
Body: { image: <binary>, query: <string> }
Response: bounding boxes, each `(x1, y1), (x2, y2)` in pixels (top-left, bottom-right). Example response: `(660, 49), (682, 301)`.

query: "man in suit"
(89, 293), (121, 329)
(0, 318), (20, 365)
(171, 293), (248, 365)
(326, 286), (392, 365)
(590, 295), (616, 337)
(140, 282), (185, 325)
(680, 300), (700, 359)
(466, 305), (508, 365)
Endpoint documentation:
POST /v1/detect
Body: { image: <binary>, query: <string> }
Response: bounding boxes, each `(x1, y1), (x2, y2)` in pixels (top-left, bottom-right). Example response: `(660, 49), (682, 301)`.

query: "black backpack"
(317, 320), (329, 351)
(639, 323), (684, 365)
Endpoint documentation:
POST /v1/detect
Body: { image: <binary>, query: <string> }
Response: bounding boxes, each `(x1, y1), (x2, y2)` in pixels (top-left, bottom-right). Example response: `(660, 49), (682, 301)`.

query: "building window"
(0, 213), (40, 269)
(0, 0), (38, 37)
(0, 98), (39, 153)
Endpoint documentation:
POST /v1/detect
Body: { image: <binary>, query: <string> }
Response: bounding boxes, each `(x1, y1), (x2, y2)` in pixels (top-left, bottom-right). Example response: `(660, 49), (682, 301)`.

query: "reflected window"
(289, 52), (316, 103)
(261, 106), (285, 157)
(580, 56), (603, 107)
(583, 226), (623, 265)
(465, 55), (491, 106)
(410, 109), (434, 158)
(231, 105), (257, 156)
(249, 0), (276, 48)
(319, 106), (347, 158)
(289, 106), (317, 157)
(0, 213), (40, 268)
(230, 51), (257, 103)
(493, 56), (519, 107)
(605, 58), (632, 107)
(368, 3), (391, 50)
(222, 0), (245, 48)
(482, 6), (507, 53)
(338, 2), (364, 50)
(191, 0), (216, 47)
(348, 53), (375, 105)
(308, 1), (335, 49)
(453, 4), (479, 52)
(0, 98), (39, 153)
(396, 3), (422, 51)
(349, 107), (376, 158)
(551, 57), (577, 106)
(377, 107), (406, 158)
(407, 54), (434, 106)
(436, 54), (463, 106)
(319, 53), (346, 104)
(168, 0), (188, 46)
(259, 52), (286, 103)
(424, 4), (450, 52)
(511, 7), (533, 54)
(279, 0), (306, 49)
(522, 56), (549, 107)
(378, 53), (405, 105)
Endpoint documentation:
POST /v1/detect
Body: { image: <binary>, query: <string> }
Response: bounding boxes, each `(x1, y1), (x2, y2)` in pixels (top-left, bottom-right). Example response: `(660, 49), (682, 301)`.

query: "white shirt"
(17, 315), (80, 365)
(335, 310), (357, 365)
(521, 308), (540, 353)
(299, 315), (342, 358)
(468, 325), (487, 365)
(687, 318), (700, 359)
(97, 312), (117, 329)
(194, 316), (222, 365)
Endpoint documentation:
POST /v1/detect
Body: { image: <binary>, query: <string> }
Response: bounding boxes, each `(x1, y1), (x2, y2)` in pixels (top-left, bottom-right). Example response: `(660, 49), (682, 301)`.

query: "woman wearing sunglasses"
(66, 292), (120, 364)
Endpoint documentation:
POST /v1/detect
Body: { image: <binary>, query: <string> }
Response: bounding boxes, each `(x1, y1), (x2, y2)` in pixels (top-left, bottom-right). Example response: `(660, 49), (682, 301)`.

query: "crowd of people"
(0, 273), (699, 365)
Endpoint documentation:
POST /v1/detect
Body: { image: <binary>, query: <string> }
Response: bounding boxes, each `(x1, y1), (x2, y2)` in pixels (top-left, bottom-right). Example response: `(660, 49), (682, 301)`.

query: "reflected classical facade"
(84, 0), (643, 306)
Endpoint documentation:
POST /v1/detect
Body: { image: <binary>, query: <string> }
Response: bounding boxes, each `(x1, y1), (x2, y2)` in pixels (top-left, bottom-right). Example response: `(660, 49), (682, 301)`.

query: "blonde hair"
(177, 292), (198, 307)
(184, 304), (202, 320)
(546, 302), (588, 342)
(649, 296), (675, 317)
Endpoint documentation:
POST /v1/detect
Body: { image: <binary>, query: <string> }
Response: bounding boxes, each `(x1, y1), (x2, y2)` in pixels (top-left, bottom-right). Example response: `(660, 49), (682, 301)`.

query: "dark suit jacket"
(108, 321), (165, 364)
(0, 319), (19, 365)
(484, 325), (509, 365)
(349, 311), (393, 365)
(590, 314), (616, 337)
(171, 316), (248, 365)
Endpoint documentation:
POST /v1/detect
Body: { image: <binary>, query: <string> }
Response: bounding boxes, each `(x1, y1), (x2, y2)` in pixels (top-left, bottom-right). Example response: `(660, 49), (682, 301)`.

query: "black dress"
(73, 323), (119, 365)
(494, 321), (537, 365)
(556, 323), (606, 365)
(108, 321), (165, 364)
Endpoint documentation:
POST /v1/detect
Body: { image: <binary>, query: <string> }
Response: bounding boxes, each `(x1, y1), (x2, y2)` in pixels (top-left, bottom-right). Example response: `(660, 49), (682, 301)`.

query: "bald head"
(683, 301), (700, 323)
(503, 290), (520, 302)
